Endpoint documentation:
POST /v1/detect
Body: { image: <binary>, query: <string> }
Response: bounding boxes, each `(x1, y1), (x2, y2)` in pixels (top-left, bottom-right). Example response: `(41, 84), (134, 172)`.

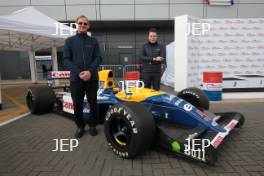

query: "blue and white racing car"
(26, 70), (245, 165)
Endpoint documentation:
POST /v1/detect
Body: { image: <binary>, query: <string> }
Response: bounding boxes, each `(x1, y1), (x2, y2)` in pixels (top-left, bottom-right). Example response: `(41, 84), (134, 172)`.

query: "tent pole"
(51, 45), (59, 86)
(51, 46), (58, 71)
(28, 50), (37, 83)
(0, 72), (2, 110)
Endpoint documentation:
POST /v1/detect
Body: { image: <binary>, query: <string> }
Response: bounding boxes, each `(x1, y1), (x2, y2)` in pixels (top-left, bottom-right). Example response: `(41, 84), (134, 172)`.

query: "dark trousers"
(143, 72), (161, 91)
(70, 80), (98, 129)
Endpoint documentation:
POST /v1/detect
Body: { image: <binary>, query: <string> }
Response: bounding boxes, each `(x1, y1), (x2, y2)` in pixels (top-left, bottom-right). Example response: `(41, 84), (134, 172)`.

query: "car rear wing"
(50, 71), (70, 79)
(48, 71), (70, 89)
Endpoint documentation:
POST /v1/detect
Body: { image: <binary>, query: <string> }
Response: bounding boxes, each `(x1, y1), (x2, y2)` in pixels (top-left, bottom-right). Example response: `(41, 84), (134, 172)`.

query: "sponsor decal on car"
(63, 95), (90, 114)
(174, 99), (183, 106)
(211, 120), (218, 127)
(51, 71), (70, 79)
(211, 135), (224, 149)
(211, 119), (238, 148)
(171, 141), (181, 153)
(224, 120), (237, 131)
(196, 109), (211, 121)
(183, 104), (193, 112)
(63, 102), (74, 110)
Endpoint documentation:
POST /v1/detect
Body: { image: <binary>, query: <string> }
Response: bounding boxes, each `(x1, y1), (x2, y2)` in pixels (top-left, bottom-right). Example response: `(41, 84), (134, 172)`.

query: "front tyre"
(104, 102), (156, 158)
(178, 87), (210, 111)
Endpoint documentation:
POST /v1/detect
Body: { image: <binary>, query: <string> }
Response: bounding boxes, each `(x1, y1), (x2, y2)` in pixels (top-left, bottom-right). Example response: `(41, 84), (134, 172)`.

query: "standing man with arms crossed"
(140, 28), (166, 91)
(63, 15), (102, 138)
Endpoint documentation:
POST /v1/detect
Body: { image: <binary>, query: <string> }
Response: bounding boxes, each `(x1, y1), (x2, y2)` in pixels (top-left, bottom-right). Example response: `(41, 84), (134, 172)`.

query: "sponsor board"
(203, 83), (222, 91)
(185, 17), (264, 87)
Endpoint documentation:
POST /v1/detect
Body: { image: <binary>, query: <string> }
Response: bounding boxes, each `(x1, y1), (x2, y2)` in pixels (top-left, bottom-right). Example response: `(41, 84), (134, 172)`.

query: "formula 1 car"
(26, 70), (245, 165)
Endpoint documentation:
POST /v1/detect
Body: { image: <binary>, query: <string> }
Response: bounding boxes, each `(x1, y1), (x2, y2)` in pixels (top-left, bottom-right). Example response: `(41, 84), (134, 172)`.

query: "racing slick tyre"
(26, 86), (55, 114)
(177, 87), (209, 110)
(104, 102), (156, 158)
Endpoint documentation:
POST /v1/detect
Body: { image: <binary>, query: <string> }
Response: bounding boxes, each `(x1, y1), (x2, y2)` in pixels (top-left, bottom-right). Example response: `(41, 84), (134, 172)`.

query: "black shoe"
(89, 126), (98, 136)
(75, 128), (85, 138)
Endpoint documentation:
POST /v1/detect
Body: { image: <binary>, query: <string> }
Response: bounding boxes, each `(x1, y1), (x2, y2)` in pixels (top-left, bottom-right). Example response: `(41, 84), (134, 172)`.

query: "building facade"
(0, 0), (264, 79)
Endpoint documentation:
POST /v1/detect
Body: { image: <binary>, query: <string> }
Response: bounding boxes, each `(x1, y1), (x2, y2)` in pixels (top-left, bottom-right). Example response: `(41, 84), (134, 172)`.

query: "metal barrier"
(0, 72), (2, 110)
(99, 64), (166, 80)
(124, 64), (166, 73)
(42, 64), (166, 88)
(99, 65), (124, 79)
(124, 64), (141, 72)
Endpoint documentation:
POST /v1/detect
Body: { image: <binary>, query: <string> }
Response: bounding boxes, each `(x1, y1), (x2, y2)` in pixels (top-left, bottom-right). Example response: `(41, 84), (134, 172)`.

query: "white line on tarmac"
(0, 112), (30, 127)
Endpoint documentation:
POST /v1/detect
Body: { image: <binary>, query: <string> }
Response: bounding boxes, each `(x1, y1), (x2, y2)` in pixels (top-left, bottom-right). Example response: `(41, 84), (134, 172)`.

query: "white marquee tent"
(0, 6), (75, 82)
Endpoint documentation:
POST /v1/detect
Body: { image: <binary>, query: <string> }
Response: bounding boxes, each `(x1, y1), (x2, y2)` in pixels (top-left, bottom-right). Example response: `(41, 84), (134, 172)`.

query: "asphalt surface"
(0, 84), (29, 123)
(1, 102), (264, 176)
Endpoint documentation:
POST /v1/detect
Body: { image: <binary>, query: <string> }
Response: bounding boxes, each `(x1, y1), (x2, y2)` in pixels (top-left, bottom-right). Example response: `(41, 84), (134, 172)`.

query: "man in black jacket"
(140, 28), (166, 91)
(63, 15), (102, 138)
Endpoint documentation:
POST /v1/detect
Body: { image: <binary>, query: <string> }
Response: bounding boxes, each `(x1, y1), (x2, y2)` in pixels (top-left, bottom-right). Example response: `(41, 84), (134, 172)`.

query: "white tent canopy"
(0, 7), (75, 83)
(0, 6), (74, 51)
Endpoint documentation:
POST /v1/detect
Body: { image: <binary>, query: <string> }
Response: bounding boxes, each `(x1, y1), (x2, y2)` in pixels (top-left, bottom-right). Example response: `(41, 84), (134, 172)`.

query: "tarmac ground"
(0, 82), (264, 176)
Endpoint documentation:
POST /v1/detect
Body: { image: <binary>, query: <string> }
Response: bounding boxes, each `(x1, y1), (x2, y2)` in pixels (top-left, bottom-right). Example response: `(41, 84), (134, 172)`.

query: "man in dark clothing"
(140, 28), (166, 91)
(63, 15), (102, 138)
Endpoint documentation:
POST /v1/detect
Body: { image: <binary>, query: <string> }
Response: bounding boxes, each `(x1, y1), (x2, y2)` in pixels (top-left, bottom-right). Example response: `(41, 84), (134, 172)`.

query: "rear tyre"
(178, 87), (210, 110)
(26, 86), (55, 114)
(104, 102), (156, 158)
